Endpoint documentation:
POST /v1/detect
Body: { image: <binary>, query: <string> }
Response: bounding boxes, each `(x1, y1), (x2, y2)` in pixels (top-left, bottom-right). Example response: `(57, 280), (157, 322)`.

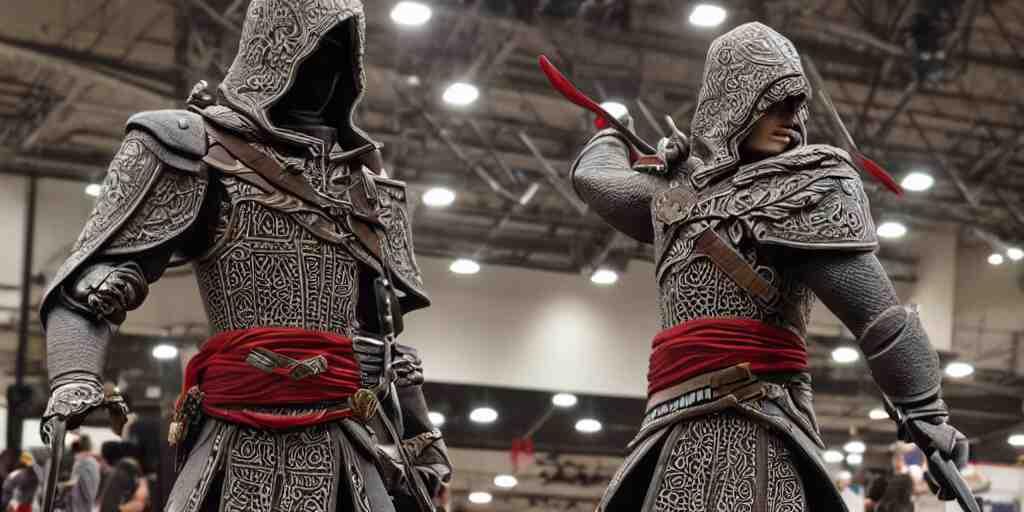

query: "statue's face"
(740, 96), (802, 160)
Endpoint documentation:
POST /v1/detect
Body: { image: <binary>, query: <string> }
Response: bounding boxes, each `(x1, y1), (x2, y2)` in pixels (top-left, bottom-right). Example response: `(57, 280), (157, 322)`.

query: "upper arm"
(788, 250), (899, 338)
(571, 135), (668, 243)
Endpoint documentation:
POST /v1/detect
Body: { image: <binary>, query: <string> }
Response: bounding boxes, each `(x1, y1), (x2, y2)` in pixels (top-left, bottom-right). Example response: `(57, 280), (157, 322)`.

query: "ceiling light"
(406, 74), (421, 86)
(428, 411), (445, 427)
(390, 1), (432, 26)
(590, 268), (618, 285)
(843, 440), (866, 454)
(422, 187), (456, 207)
(450, 258), (480, 275)
(1008, 434), (1024, 447)
(831, 346), (860, 364)
(837, 470), (853, 480)
(493, 474), (518, 488)
(869, 408), (889, 420)
(552, 393), (578, 407)
(877, 221), (907, 239)
(689, 4), (727, 27)
(846, 453), (864, 465)
(1007, 247), (1024, 261)
(443, 82), (479, 106)
(152, 344), (179, 360)
(945, 361), (974, 379)
(470, 407), (498, 424)
(900, 171), (934, 192)
(823, 450), (844, 463)
(85, 183), (102, 197)
(599, 101), (628, 120)
(989, 253), (1005, 265)
(467, 491), (493, 504)
(575, 418), (602, 433)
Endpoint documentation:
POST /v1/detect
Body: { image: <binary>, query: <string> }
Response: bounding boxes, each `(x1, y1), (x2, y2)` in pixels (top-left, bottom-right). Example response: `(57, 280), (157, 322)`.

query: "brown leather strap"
(646, 363), (756, 413)
(694, 228), (780, 306)
(205, 122), (386, 260)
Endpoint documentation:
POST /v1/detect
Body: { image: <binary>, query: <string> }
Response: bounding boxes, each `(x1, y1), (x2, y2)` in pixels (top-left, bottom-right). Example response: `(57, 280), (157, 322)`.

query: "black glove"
(891, 398), (969, 501)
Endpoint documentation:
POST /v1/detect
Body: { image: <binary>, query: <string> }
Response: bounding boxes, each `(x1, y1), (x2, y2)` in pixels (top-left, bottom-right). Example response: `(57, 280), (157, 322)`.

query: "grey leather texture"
(126, 110), (208, 162)
(44, 305), (114, 384)
(790, 251), (900, 337)
(571, 134), (668, 243)
(865, 311), (942, 404)
(859, 304), (908, 354)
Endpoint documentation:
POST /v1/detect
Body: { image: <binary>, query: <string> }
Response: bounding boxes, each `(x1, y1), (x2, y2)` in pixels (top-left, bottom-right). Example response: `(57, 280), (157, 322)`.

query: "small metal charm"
(351, 388), (378, 422)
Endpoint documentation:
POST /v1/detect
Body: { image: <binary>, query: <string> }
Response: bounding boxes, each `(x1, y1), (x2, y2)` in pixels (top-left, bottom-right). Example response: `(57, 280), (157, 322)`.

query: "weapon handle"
(42, 419), (66, 512)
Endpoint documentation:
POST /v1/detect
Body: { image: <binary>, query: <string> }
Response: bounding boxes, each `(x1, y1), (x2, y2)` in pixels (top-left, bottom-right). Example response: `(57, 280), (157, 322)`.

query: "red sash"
(180, 327), (361, 429)
(647, 318), (808, 396)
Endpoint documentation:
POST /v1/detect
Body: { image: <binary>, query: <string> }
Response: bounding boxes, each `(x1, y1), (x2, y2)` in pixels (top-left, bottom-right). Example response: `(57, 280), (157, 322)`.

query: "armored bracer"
(40, 110), (209, 440)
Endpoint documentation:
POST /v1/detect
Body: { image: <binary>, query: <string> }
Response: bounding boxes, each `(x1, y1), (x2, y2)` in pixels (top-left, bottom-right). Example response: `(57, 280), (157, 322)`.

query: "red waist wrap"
(647, 318), (808, 396)
(181, 327), (361, 429)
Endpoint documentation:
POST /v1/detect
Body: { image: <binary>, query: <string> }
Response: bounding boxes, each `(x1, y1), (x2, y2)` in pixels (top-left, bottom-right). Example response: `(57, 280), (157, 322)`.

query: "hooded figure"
(570, 22), (967, 511)
(37, 1), (449, 511)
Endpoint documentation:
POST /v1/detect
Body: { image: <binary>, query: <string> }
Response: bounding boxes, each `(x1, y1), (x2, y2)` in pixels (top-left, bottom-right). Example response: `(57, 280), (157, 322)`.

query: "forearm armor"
(793, 251), (942, 405)
(571, 130), (666, 243)
(393, 344), (452, 496)
(66, 262), (149, 324)
(860, 305), (942, 405)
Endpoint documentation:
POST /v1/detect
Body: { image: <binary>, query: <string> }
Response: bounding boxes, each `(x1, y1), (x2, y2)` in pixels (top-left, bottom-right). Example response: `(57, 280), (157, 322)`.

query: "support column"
(908, 226), (958, 351)
(6, 175), (36, 451)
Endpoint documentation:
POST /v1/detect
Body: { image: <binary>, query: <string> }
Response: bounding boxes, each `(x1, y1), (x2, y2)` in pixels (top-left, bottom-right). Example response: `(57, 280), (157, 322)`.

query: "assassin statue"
(37, 1), (451, 511)
(566, 22), (969, 511)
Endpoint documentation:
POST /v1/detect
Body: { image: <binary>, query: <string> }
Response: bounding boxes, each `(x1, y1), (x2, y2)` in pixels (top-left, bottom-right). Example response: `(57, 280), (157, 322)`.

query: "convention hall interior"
(1, 0), (1024, 511)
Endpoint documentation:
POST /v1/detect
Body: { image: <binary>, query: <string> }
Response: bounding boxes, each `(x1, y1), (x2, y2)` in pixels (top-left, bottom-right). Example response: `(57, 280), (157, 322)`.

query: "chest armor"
(194, 143), (427, 335)
(652, 145), (877, 334)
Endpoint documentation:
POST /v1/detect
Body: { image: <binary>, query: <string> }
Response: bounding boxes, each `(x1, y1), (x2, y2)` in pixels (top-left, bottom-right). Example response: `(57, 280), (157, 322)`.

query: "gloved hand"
(41, 372), (129, 444)
(890, 398), (969, 501)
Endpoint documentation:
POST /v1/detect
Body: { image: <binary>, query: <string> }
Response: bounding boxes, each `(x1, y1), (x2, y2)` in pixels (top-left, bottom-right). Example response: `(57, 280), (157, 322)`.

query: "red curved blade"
(854, 152), (903, 195)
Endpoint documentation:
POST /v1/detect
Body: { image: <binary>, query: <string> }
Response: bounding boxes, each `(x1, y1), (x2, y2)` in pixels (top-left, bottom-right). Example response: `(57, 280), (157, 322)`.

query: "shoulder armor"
(126, 110), (207, 172)
(738, 144), (877, 250)
(40, 130), (209, 321)
(372, 174), (430, 312)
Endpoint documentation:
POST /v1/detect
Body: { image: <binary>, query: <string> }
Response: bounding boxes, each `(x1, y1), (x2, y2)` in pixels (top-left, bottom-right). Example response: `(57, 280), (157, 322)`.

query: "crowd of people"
(0, 434), (148, 512)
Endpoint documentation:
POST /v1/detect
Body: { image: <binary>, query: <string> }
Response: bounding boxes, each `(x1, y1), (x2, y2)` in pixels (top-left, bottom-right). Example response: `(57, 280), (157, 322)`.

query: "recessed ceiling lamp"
(552, 393), (578, 408)
(988, 253), (1005, 266)
(1008, 434), (1024, 447)
(443, 82), (479, 106)
(846, 453), (864, 465)
(152, 344), (179, 360)
(590, 268), (619, 285)
(868, 408), (889, 420)
(900, 171), (934, 192)
(689, 4), (727, 27)
(944, 361), (974, 379)
(575, 418), (602, 433)
(428, 411), (445, 427)
(85, 183), (102, 197)
(467, 491), (493, 504)
(837, 470), (853, 480)
(390, 1), (432, 26)
(1007, 247), (1024, 261)
(469, 407), (498, 424)
(831, 346), (860, 364)
(598, 101), (628, 120)
(422, 187), (456, 207)
(877, 221), (907, 239)
(843, 440), (866, 454)
(823, 450), (844, 463)
(493, 474), (518, 488)
(450, 258), (480, 275)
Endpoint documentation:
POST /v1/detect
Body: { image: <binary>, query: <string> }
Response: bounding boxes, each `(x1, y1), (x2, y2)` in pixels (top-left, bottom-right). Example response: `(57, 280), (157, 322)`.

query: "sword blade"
(538, 55), (657, 155)
(42, 419), (66, 512)
(928, 450), (981, 512)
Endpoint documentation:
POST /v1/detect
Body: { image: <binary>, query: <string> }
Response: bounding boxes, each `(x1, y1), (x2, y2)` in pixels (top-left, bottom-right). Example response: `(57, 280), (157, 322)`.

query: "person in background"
(64, 435), (101, 512)
(866, 442), (929, 512)
(98, 442), (148, 512)
(1, 452), (40, 512)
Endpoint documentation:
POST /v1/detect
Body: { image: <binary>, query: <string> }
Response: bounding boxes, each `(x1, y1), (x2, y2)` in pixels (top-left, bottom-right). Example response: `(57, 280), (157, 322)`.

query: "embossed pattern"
(219, 0), (366, 147)
(107, 166), (208, 252)
(649, 411), (805, 512)
(195, 198), (359, 335)
(689, 22), (811, 190)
